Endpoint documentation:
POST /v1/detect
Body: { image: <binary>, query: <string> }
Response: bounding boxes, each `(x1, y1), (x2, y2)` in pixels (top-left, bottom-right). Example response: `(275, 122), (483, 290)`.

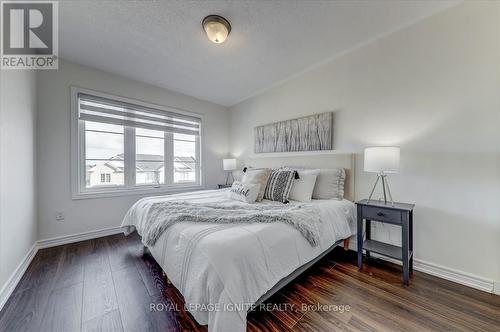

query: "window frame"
(71, 86), (204, 200)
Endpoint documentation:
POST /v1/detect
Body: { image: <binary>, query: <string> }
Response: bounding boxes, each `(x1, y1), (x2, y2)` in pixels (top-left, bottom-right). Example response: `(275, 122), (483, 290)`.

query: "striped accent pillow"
(263, 169), (296, 203)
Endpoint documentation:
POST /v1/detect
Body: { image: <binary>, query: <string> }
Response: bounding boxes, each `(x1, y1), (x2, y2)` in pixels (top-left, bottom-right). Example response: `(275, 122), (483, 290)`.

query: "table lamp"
(223, 158), (237, 185)
(364, 147), (400, 206)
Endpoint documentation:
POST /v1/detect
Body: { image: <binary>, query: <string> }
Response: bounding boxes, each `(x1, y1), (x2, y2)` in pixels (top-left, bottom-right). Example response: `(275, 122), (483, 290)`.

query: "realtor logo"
(1, 1), (58, 69)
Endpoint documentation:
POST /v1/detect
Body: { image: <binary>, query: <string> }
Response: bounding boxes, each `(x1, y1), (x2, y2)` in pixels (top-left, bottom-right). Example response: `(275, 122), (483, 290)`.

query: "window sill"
(72, 184), (205, 200)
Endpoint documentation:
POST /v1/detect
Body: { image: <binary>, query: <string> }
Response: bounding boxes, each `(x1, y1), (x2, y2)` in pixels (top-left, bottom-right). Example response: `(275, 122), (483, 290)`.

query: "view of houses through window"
(85, 121), (125, 188)
(136, 127), (165, 185)
(173, 133), (197, 183)
(85, 122), (197, 189)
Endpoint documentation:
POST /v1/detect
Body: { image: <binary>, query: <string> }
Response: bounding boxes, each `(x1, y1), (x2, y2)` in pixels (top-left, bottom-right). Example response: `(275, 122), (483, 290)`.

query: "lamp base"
(225, 172), (234, 186)
(367, 173), (394, 206)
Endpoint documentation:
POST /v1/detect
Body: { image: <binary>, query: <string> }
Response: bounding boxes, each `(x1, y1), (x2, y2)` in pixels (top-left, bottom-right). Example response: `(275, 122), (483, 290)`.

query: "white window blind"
(78, 93), (201, 136)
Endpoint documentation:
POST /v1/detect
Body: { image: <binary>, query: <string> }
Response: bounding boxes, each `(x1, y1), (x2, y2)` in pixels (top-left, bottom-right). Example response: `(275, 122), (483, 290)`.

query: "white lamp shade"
(364, 147), (400, 173)
(223, 158), (237, 171)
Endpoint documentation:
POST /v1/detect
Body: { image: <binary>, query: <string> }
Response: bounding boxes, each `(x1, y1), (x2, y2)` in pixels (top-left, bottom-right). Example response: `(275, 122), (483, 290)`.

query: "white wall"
(0, 71), (38, 292)
(229, 2), (500, 283)
(37, 60), (229, 240)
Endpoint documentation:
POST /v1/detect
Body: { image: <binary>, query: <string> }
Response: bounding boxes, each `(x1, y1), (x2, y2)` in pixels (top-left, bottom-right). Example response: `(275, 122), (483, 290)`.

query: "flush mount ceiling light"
(202, 15), (231, 44)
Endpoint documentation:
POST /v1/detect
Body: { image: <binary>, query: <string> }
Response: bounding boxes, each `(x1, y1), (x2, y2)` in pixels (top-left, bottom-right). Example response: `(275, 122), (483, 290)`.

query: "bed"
(121, 153), (356, 332)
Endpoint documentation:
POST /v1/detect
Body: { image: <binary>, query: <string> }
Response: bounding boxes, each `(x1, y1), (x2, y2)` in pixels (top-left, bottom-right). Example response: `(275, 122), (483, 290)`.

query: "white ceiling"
(59, 0), (458, 106)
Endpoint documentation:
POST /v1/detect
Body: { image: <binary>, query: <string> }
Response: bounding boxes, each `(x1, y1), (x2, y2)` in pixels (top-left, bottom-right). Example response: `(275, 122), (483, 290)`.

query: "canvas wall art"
(254, 112), (333, 153)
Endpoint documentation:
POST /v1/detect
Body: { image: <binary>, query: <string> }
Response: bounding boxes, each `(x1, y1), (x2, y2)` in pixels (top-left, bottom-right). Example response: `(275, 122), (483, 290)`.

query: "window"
(136, 128), (165, 186)
(100, 173), (112, 183)
(72, 88), (202, 198)
(173, 133), (197, 183)
(85, 121), (124, 188)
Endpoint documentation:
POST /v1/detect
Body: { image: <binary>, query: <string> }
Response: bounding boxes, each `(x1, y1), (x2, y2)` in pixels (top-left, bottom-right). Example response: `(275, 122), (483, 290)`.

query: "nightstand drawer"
(362, 206), (402, 224)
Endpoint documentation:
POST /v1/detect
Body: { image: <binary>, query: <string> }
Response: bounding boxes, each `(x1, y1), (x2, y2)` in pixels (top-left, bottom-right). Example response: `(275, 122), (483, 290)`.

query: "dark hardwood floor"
(0, 232), (498, 332)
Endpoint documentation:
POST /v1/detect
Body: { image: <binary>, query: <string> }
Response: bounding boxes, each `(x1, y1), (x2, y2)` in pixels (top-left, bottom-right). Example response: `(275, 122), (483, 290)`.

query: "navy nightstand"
(356, 199), (415, 285)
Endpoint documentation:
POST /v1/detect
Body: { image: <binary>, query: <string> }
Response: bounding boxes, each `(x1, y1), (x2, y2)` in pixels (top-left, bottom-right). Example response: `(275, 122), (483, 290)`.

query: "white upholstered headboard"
(241, 152), (355, 201)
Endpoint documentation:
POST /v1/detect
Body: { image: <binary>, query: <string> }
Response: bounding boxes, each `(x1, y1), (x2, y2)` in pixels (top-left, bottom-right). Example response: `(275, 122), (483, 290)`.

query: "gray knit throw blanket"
(140, 201), (322, 247)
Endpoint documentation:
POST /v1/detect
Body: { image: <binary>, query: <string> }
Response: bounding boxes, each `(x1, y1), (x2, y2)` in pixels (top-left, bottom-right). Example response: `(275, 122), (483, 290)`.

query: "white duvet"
(121, 189), (356, 332)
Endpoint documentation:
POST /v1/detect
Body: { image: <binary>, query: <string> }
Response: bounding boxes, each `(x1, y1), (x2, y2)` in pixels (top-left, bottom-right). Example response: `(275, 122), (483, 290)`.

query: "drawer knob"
(377, 212), (384, 216)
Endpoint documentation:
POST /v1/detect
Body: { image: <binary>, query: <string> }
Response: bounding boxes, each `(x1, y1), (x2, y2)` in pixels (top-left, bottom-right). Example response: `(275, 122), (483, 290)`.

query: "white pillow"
(227, 181), (261, 203)
(287, 169), (319, 202)
(312, 168), (346, 200)
(241, 168), (271, 201)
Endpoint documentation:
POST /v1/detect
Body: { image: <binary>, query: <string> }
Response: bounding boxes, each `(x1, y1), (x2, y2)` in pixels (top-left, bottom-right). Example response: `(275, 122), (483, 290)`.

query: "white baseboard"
(414, 259), (495, 293)
(347, 237), (497, 294)
(0, 243), (38, 311)
(37, 226), (124, 249)
(367, 251), (495, 294)
(494, 281), (500, 296)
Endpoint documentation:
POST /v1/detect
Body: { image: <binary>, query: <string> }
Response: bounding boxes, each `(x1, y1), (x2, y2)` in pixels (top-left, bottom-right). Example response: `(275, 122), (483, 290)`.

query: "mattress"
(121, 189), (356, 332)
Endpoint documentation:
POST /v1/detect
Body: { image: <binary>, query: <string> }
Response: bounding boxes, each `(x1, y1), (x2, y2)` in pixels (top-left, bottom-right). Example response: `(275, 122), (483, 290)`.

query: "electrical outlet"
(55, 211), (65, 222)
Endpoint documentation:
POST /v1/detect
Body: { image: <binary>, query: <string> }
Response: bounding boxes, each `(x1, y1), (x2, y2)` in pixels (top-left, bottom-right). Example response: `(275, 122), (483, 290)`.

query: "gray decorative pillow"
(312, 168), (346, 200)
(263, 169), (295, 203)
